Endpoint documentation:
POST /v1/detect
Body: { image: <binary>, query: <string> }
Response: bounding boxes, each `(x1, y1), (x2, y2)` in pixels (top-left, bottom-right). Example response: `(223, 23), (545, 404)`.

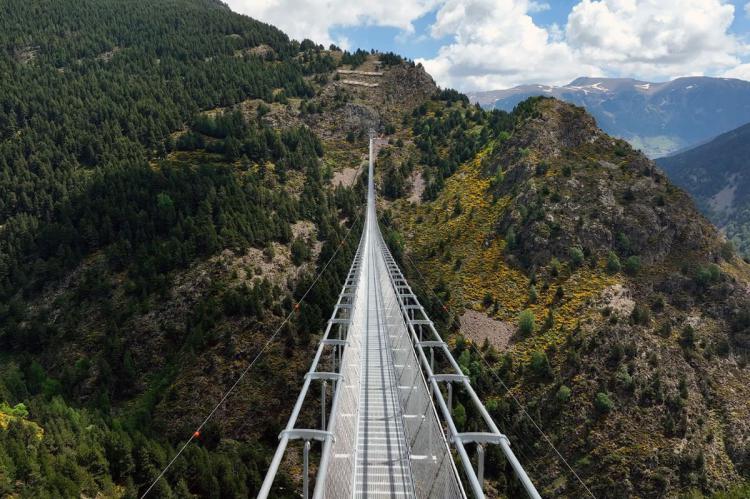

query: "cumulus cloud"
(723, 62), (750, 80)
(746, 2), (750, 18)
(527, 1), (550, 13)
(565, 0), (741, 78)
(225, 0), (438, 47)
(420, 0), (745, 90)
(419, 0), (597, 90)
(230, 0), (750, 90)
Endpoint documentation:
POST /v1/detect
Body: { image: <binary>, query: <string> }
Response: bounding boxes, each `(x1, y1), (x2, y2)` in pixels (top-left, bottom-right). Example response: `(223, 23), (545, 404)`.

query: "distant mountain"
(468, 76), (750, 157)
(657, 122), (750, 257)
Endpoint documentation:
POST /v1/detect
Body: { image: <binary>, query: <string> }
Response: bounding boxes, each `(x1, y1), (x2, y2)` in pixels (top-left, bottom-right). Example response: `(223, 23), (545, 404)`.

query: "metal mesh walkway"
(351, 165), (416, 497)
(258, 134), (540, 499)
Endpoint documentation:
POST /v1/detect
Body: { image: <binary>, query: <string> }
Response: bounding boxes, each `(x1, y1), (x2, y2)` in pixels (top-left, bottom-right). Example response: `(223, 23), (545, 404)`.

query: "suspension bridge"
(257, 134), (541, 499)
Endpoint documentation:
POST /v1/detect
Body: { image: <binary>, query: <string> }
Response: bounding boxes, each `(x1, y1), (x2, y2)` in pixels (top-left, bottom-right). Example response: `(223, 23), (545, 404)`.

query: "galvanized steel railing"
(258, 133), (541, 499)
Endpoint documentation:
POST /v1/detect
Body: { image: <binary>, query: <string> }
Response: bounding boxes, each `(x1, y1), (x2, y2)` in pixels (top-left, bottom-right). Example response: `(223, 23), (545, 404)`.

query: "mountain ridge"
(389, 95), (750, 497)
(468, 76), (750, 157)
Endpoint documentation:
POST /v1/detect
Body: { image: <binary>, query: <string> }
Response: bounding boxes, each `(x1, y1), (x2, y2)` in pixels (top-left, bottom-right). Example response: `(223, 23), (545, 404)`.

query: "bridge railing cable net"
(258, 135), (540, 498)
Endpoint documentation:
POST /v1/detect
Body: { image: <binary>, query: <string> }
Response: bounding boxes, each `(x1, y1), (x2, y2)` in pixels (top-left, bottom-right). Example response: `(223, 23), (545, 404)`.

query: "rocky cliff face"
(390, 97), (750, 497)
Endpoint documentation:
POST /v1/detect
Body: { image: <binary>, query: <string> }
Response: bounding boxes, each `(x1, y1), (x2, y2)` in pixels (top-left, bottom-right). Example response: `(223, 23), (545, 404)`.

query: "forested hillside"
(0, 0), (316, 297)
(0, 1), (366, 496)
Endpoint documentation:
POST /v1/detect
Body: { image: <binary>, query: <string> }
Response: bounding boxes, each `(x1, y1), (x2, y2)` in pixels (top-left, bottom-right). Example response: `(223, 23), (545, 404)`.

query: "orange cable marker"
(193, 431), (200, 438)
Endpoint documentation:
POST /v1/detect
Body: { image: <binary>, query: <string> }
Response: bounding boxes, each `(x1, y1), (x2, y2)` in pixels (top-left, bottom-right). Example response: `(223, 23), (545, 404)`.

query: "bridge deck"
(353, 207), (415, 497)
(259, 134), (539, 499)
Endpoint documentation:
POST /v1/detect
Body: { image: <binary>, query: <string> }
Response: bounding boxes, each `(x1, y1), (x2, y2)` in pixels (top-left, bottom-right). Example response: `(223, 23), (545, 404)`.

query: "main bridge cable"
(378, 215), (597, 499)
(141, 207), (364, 498)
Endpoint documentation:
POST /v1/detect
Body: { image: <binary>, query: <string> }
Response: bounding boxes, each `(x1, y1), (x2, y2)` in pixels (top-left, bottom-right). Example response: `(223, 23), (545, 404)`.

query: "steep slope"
(388, 97), (750, 497)
(468, 76), (750, 157)
(0, 1), (436, 497)
(658, 122), (750, 259)
(3, 2), (750, 497)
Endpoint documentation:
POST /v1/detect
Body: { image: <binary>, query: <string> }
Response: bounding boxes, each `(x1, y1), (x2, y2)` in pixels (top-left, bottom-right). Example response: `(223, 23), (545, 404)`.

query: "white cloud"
(225, 0), (438, 47)
(419, 0), (746, 90)
(418, 0), (597, 90)
(723, 62), (750, 80)
(566, 0), (741, 78)
(528, 1), (550, 13)
(229, 0), (750, 91)
(745, 1), (750, 18)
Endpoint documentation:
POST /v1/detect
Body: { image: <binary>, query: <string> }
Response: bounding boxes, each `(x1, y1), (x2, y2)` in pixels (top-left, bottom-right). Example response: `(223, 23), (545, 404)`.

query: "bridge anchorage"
(259, 135), (541, 499)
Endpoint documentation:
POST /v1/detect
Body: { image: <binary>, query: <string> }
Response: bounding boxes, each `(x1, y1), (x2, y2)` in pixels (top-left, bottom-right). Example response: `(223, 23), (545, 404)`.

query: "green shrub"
(518, 309), (535, 335)
(482, 292), (494, 308)
(0, 402), (29, 418)
(569, 246), (584, 267)
(505, 227), (517, 250)
(263, 244), (275, 260)
(651, 295), (665, 312)
(624, 255), (641, 275)
(720, 241), (735, 260)
(630, 304), (650, 325)
(606, 251), (621, 273)
(616, 232), (632, 254)
(290, 237), (310, 265)
(680, 325), (695, 349)
(658, 322), (672, 338)
(453, 402), (467, 429)
(615, 367), (634, 391)
(556, 385), (571, 403)
(594, 392), (614, 414)
(529, 351), (551, 377)
(528, 285), (538, 304)
(543, 309), (554, 331)
(549, 258), (561, 277)
(694, 264), (721, 288)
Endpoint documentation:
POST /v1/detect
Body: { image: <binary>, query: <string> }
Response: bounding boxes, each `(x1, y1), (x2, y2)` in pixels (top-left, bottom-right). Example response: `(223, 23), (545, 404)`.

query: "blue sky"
(328, 1), (581, 60)
(329, 9), (448, 60)
(231, 0), (750, 91)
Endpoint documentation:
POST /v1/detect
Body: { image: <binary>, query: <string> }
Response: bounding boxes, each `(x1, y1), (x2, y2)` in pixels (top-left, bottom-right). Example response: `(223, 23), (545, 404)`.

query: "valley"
(0, 1), (749, 498)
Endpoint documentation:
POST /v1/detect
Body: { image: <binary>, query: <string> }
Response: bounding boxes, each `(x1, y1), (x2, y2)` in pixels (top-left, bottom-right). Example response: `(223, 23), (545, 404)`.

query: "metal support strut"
(258, 133), (542, 499)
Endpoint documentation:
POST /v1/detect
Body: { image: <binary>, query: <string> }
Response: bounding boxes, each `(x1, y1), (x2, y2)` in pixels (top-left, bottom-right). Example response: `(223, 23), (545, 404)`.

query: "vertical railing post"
(447, 382), (453, 416)
(303, 440), (311, 499)
(477, 444), (485, 491)
(321, 381), (327, 430)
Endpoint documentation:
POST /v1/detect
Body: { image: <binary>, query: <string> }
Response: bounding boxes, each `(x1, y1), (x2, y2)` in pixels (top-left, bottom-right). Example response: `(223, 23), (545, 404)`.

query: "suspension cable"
(141, 208), (363, 498)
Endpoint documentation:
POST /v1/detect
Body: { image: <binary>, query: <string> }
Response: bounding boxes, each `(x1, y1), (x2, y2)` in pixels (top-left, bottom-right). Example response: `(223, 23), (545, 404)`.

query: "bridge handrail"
(257, 230), (365, 498)
(377, 232), (542, 499)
